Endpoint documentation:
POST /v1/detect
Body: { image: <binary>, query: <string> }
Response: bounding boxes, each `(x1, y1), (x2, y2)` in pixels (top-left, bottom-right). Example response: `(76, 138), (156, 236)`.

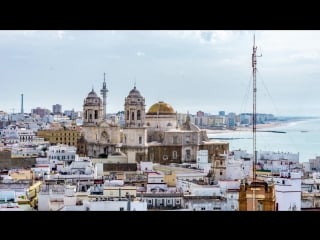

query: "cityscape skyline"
(0, 30), (319, 117)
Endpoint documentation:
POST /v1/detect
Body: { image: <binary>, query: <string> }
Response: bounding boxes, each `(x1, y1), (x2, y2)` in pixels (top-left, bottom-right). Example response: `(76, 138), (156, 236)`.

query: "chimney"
(21, 94), (24, 114)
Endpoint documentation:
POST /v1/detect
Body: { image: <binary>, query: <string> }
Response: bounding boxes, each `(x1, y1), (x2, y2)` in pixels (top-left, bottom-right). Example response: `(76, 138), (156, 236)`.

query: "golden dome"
(147, 101), (175, 115)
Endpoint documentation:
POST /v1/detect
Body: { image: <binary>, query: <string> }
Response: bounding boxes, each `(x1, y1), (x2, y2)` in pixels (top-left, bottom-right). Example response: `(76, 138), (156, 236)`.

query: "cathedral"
(78, 77), (229, 180)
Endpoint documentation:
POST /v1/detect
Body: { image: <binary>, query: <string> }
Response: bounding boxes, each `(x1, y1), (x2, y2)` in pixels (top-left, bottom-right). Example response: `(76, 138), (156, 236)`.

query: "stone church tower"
(83, 88), (103, 126)
(78, 76), (121, 158)
(122, 85), (148, 163)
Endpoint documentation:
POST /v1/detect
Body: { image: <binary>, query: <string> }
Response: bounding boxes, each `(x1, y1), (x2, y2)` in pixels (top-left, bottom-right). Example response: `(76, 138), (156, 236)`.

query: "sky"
(0, 30), (319, 117)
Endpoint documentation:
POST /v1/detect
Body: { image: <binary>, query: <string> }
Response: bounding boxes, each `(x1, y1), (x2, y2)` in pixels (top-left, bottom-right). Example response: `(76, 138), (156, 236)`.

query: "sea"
(207, 117), (320, 163)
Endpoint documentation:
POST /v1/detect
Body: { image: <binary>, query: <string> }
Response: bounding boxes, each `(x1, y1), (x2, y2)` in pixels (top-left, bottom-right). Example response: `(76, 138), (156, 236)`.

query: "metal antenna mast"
(252, 34), (262, 210)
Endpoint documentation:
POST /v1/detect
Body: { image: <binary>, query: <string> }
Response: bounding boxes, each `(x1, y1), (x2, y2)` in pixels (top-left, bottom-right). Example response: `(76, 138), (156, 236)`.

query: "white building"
(177, 179), (225, 211)
(140, 161), (153, 172)
(218, 180), (240, 211)
(302, 162), (311, 173)
(38, 183), (83, 211)
(47, 144), (77, 170)
(258, 151), (300, 173)
(146, 171), (167, 192)
(301, 172), (320, 209)
(308, 156), (320, 172)
(270, 171), (302, 211)
(196, 150), (211, 174)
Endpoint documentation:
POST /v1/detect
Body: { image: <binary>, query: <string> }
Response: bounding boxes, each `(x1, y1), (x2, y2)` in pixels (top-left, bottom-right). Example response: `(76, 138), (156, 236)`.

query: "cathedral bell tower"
(122, 84), (148, 163)
(83, 88), (103, 126)
(124, 84), (145, 128)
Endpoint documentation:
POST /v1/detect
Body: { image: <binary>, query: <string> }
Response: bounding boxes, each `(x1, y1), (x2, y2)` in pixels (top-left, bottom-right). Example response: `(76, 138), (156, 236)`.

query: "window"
(173, 151), (177, 159)
(127, 111), (129, 120)
(220, 171), (223, 176)
(95, 110), (98, 119)
(186, 150), (191, 160)
(137, 110), (141, 120)
(131, 112), (135, 121)
(139, 136), (142, 144)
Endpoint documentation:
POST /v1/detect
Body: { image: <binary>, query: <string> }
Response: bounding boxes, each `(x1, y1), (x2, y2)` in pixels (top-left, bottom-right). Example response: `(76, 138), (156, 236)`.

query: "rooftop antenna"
(252, 33), (262, 211)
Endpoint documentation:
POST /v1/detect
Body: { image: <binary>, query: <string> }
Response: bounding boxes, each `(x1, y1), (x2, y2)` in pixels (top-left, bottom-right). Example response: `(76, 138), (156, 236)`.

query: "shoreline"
(204, 121), (291, 134)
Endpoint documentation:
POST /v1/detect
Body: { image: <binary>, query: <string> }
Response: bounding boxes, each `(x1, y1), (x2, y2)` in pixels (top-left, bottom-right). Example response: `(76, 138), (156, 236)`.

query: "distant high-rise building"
(219, 111), (225, 116)
(31, 107), (50, 118)
(196, 111), (204, 117)
(52, 104), (62, 115)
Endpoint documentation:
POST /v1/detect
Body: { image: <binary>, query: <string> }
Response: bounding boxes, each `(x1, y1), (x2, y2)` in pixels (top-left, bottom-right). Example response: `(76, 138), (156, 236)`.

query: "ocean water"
(207, 118), (320, 162)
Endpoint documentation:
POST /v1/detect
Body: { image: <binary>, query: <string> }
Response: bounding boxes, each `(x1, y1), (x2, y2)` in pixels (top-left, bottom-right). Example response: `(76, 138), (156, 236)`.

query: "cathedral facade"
(77, 77), (121, 158)
(78, 79), (229, 181)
